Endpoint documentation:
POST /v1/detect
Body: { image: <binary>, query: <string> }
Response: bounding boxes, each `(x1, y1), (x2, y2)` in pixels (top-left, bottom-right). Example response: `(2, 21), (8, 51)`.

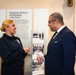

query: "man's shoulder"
(63, 27), (75, 35)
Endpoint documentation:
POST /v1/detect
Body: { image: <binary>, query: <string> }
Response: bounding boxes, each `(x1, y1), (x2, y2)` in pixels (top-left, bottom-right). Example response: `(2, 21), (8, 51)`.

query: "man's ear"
(55, 20), (59, 24)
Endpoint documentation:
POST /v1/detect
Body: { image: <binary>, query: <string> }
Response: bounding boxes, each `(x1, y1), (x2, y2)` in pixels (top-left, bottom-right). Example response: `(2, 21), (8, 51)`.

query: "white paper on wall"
(34, 9), (49, 54)
(33, 9), (49, 75)
(32, 31), (44, 75)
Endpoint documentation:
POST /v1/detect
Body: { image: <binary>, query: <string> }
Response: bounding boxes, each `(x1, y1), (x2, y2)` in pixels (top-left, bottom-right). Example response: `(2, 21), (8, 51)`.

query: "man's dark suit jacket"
(45, 26), (76, 75)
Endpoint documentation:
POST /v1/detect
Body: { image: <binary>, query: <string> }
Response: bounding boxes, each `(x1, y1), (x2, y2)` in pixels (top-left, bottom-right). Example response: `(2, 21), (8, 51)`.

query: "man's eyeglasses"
(48, 20), (55, 24)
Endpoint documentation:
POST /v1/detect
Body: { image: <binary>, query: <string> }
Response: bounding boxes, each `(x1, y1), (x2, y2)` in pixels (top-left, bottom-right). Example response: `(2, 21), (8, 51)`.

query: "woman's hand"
(24, 47), (30, 53)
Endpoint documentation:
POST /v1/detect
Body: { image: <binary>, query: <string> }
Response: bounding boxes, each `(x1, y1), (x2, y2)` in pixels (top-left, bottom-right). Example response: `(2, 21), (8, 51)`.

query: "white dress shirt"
(53, 25), (66, 39)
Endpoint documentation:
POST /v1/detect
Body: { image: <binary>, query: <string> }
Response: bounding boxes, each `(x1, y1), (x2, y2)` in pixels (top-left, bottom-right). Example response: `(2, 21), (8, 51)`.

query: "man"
(37, 12), (76, 75)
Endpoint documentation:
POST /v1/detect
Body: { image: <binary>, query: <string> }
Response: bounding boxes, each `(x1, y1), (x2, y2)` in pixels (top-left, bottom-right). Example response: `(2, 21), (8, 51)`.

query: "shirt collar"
(57, 25), (66, 33)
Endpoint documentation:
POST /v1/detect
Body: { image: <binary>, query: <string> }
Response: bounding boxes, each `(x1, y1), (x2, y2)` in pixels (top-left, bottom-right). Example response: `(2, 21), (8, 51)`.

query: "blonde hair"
(0, 19), (13, 32)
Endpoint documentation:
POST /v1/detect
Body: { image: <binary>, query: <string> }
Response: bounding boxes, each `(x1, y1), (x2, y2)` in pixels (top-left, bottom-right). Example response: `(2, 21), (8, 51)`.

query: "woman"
(0, 19), (30, 75)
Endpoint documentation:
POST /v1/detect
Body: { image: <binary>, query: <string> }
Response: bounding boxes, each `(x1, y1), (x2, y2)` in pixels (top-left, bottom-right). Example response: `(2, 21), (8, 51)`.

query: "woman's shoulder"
(0, 37), (4, 45)
(0, 36), (7, 44)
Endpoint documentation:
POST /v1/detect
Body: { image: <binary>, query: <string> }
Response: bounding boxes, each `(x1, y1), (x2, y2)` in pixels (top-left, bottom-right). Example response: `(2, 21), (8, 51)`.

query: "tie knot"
(52, 31), (58, 39)
(54, 31), (57, 35)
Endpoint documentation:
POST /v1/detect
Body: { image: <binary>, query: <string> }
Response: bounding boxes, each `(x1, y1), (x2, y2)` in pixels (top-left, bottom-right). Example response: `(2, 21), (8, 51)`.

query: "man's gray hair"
(50, 12), (64, 24)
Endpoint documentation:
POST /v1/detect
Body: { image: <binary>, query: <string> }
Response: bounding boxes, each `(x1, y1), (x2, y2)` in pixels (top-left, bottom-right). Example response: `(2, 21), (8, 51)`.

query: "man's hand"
(37, 54), (44, 64)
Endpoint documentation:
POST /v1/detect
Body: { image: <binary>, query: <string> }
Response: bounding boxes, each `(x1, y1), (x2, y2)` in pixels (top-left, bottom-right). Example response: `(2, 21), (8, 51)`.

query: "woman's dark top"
(0, 34), (27, 75)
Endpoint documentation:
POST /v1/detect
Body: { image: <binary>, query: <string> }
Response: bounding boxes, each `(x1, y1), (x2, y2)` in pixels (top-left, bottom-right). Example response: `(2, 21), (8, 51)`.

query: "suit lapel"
(47, 26), (68, 55)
